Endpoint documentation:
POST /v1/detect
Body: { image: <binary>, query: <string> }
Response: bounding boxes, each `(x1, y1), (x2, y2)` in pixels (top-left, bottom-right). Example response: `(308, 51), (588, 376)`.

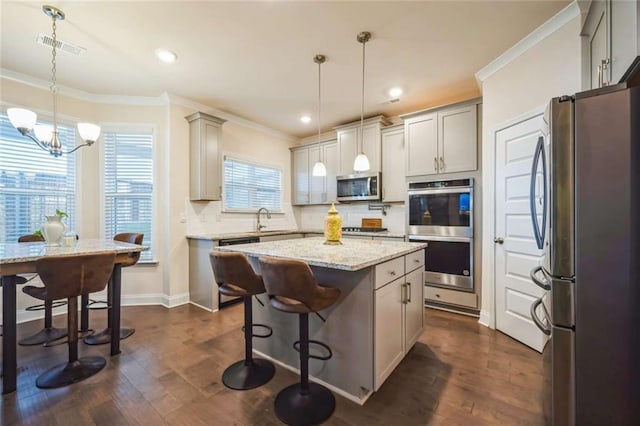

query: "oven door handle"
(408, 187), (471, 196)
(531, 297), (551, 336)
(530, 265), (551, 291)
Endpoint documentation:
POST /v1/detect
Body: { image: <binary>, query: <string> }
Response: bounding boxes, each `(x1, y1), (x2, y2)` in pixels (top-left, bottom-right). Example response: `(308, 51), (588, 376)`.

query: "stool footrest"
(25, 299), (67, 311)
(241, 323), (273, 339)
(293, 339), (333, 361)
(86, 299), (110, 310)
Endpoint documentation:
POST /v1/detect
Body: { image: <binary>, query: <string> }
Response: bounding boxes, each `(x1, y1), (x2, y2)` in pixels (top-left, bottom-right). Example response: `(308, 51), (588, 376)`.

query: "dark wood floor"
(1, 304), (544, 425)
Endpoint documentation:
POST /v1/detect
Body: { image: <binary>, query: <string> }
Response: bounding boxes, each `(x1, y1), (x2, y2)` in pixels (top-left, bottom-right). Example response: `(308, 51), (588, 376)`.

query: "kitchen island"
(215, 237), (426, 404)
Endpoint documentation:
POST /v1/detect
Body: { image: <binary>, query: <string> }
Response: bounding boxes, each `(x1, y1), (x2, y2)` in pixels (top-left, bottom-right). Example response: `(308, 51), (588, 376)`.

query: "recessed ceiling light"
(300, 115), (312, 124)
(155, 48), (177, 63)
(389, 87), (403, 98)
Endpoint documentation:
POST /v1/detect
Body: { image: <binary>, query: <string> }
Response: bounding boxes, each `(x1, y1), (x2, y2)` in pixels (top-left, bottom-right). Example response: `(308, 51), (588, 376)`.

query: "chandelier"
(7, 5), (100, 157)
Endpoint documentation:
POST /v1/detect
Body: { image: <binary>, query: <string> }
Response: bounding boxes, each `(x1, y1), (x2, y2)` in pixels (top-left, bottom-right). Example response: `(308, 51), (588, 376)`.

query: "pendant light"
(353, 31), (371, 172)
(311, 54), (327, 177)
(7, 5), (100, 157)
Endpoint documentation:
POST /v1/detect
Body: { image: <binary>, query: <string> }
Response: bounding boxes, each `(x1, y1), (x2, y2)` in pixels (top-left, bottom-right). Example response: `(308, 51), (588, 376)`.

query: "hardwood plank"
(1, 304), (544, 425)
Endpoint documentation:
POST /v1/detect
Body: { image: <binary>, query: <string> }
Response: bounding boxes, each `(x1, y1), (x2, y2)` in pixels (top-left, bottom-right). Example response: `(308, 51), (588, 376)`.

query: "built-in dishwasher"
(217, 237), (260, 308)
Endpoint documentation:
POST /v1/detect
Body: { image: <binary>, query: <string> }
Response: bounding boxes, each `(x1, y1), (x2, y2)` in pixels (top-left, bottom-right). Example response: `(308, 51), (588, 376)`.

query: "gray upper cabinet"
(583, 0), (639, 89)
(335, 116), (390, 176)
(381, 125), (406, 202)
(292, 139), (338, 206)
(402, 102), (478, 177)
(186, 112), (226, 201)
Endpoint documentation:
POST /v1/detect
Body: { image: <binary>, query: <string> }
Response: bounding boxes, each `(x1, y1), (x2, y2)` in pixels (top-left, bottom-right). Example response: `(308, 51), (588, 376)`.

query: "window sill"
(221, 209), (285, 215)
(136, 259), (159, 265)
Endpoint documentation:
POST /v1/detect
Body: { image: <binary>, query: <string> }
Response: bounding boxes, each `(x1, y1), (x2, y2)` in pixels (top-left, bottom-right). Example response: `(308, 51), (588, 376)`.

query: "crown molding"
(1, 68), (165, 106)
(1, 68), (298, 142)
(165, 93), (298, 143)
(475, 1), (580, 84)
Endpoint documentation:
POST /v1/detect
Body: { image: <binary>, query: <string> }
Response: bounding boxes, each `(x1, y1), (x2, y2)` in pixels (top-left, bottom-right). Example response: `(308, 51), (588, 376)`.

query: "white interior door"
(494, 112), (547, 352)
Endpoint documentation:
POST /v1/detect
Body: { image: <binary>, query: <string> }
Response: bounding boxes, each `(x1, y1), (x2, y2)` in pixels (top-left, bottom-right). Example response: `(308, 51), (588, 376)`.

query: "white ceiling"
(1, 1), (569, 138)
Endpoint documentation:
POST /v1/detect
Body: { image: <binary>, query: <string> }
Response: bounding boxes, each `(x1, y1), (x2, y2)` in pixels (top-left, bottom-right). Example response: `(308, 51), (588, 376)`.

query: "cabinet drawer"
(375, 257), (405, 289)
(424, 286), (477, 308)
(405, 250), (424, 273)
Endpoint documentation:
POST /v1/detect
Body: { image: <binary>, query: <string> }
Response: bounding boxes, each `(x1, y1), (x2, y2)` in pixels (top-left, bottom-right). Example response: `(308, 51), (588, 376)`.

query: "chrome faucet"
(257, 207), (271, 231)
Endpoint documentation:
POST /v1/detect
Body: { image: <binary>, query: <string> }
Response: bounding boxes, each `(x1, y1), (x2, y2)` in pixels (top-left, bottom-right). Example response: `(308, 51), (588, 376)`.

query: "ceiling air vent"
(37, 33), (86, 56)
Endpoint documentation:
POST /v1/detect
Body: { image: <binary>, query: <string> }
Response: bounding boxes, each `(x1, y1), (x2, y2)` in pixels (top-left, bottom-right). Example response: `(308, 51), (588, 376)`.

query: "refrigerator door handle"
(529, 136), (547, 250)
(531, 297), (551, 336)
(530, 265), (551, 291)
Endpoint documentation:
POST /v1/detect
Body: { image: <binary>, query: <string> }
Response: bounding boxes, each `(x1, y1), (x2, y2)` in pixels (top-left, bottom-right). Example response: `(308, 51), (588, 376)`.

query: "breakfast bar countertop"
(186, 228), (406, 241)
(214, 236), (426, 271)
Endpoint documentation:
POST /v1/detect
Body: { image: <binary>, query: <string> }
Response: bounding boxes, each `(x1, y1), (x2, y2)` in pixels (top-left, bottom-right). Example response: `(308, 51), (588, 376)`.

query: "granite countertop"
(0, 239), (148, 265)
(214, 237), (427, 271)
(186, 229), (406, 241)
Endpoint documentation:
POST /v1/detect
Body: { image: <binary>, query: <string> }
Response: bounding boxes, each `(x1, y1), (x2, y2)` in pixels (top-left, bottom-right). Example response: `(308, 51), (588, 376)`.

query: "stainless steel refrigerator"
(529, 79), (639, 425)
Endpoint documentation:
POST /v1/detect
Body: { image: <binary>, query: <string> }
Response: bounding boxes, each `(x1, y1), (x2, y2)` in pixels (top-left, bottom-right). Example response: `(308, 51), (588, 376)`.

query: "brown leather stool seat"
(84, 233), (143, 345)
(210, 251), (276, 390)
(17, 234), (68, 346)
(259, 256), (341, 426)
(34, 252), (115, 388)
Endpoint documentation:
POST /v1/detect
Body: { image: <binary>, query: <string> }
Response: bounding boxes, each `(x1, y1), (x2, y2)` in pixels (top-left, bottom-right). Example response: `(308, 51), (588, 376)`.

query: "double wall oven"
(408, 178), (473, 292)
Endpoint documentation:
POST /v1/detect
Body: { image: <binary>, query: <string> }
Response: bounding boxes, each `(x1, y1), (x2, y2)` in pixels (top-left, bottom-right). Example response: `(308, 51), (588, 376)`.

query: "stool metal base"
(18, 327), (67, 346)
(274, 382), (336, 425)
(83, 328), (135, 345)
(222, 358), (275, 390)
(36, 356), (106, 389)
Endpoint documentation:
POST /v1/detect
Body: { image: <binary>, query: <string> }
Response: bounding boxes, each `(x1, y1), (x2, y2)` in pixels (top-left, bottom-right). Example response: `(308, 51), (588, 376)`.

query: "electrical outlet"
(179, 213), (186, 223)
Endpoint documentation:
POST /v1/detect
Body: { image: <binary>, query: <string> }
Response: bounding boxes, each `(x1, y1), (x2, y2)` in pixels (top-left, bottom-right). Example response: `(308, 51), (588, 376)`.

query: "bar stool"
(84, 233), (143, 345)
(259, 256), (341, 426)
(34, 252), (115, 388)
(210, 251), (275, 390)
(17, 234), (68, 346)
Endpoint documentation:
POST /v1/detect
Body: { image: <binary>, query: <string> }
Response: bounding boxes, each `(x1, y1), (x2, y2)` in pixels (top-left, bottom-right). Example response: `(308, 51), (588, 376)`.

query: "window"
(103, 129), (154, 261)
(223, 155), (282, 212)
(0, 113), (76, 242)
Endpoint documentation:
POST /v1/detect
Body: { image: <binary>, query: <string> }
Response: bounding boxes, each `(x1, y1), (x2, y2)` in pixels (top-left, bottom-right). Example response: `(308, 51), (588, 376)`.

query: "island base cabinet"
(374, 278), (404, 390)
(404, 268), (424, 350)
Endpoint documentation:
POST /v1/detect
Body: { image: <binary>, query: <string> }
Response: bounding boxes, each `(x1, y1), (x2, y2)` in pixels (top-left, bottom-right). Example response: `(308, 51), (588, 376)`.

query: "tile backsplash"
(296, 203), (406, 234)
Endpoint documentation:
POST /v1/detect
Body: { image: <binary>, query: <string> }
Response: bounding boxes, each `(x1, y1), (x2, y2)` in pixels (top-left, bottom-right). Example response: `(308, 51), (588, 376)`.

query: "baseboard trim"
(479, 309), (492, 328)
(253, 349), (373, 406)
(162, 292), (190, 308)
(189, 301), (215, 313)
(10, 292), (190, 325)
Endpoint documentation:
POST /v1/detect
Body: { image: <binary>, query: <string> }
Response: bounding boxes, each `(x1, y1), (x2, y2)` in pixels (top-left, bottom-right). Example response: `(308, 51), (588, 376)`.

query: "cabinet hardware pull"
(601, 58), (610, 87)
(435, 293), (441, 298)
(407, 282), (412, 302)
(598, 64), (603, 88)
(389, 271), (396, 276)
(434, 157), (438, 171)
(413, 258), (420, 263)
(494, 237), (504, 244)
(439, 157), (445, 171)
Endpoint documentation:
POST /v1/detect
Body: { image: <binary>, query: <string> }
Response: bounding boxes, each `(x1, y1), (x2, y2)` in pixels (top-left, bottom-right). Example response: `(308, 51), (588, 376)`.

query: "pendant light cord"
(318, 57), (322, 162)
(360, 35), (365, 154)
(51, 14), (58, 133)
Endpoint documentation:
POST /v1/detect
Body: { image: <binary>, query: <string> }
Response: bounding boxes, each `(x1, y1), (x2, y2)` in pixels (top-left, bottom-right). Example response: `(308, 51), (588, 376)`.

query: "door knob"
(494, 237), (504, 244)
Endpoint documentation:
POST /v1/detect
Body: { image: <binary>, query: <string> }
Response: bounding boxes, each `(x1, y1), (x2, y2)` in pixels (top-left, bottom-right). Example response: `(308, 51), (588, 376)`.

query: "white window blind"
(0, 113), (76, 242)
(103, 129), (153, 261)
(223, 156), (282, 211)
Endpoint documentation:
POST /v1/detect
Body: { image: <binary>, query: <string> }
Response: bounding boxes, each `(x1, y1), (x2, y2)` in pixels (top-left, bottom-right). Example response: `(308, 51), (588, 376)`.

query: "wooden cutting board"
(361, 218), (382, 228)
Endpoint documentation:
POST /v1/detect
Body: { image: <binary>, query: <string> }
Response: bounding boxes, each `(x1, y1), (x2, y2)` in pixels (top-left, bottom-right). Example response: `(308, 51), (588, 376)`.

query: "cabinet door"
(323, 141), (339, 203)
(610, 0), (638, 84)
(405, 113), (438, 176)
(404, 268), (424, 351)
(338, 127), (358, 175)
(589, 4), (608, 89)
(438, 105), (477, 173)
(292, 148), (309, 205)
(374, 278), (404, 390)
(381, 127), (405, 202)
(362, 124), (381, 173)
(309, 145), (324, 204)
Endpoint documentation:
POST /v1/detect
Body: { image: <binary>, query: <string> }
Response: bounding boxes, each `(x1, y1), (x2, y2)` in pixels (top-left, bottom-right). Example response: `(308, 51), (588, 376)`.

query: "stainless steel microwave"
(336, 172), (381, 202)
